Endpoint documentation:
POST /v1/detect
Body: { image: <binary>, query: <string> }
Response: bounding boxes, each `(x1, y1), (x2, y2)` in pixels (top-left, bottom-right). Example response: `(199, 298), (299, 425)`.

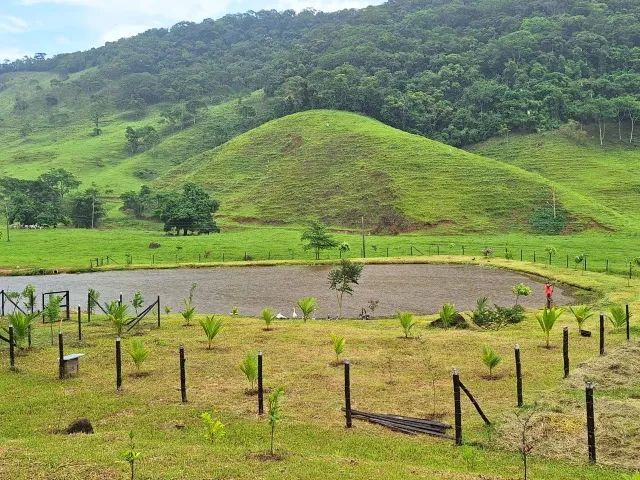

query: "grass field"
(473, 128), (640, 226)
(0, 262), (638, 479)
(1, 224), (639, 279)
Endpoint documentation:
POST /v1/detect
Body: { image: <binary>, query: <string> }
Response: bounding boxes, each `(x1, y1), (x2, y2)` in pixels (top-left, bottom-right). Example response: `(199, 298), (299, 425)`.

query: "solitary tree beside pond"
(328, 259), (363, 319)
(301, 220), (338, 260)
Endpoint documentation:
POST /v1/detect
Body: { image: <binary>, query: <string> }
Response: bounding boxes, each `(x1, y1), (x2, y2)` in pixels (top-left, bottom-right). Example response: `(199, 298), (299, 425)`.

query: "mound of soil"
(66, 418), (94, 434)
(429, 314), (468, 329)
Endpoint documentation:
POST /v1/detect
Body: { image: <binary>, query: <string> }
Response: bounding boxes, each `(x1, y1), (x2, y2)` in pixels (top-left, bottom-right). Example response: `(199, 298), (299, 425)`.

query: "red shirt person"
(544, 282), (554, 308)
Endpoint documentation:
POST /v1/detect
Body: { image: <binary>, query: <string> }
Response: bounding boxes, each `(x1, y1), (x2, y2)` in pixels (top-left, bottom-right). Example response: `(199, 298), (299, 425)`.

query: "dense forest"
(1, 0), (639, 146)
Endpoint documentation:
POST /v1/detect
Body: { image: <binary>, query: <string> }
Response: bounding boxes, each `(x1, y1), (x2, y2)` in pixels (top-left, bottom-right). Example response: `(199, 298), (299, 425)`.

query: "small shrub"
(107, 301), (129, 336)
(148, 242), (161, 249)
(297, 297), (317, 321)
(439, 303), (457, 328)
(608, 305), (627, 331)
(128, 339), (149, 372)
(22, 284), (36, 312)
(398, 311), (417, 338)
(496, 304), (525, 324)
(88, 288), (100, 313)
(131, 291), (144, 315)
(240, 352), (258, 390)
(231, 306), (238, 316)
(261, 307), (276, 330)
(181, 283), (197, 325)
(512, 283), (532, 305)
(481, 346), (502, 379)
(431, 303), (467, 329)
(120, 431), (141, 480)
(44, 296), (62, 324)
(164, 306), (172, 315)
(200, 411), (225, 444)
(199, 316), (223, 349)
(331, 334), (345, 362)
(481, 247), (493, 258)
(569, 305), (594, 331)
(267, 386), (285, 456)
(536, 307), (564, 348)
(5, 311), (38, 348)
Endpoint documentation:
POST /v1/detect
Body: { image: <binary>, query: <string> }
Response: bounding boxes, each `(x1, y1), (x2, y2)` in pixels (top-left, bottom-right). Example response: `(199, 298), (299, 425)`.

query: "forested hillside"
(2, 0), (639, 146)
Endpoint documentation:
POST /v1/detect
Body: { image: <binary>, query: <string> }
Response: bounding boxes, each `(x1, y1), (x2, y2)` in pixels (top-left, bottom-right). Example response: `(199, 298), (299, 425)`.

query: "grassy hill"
(472, 127), (640, 227)
(0, 71), (271, 215)
(155, 110), (625, 234)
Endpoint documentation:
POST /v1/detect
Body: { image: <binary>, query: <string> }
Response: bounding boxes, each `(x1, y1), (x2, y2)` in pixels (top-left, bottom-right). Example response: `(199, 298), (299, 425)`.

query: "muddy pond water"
(1, 264), (578, 318)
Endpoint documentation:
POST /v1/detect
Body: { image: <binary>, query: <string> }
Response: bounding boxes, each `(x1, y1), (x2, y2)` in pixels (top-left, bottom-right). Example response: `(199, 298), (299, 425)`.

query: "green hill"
(155, 110), (624, 234)
(472, 127), (640, 226)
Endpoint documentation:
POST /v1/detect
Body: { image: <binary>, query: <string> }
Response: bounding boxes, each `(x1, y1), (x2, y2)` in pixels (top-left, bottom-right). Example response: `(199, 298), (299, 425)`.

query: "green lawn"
(1, 224), (639, 279)
(0, 261), (637, 479)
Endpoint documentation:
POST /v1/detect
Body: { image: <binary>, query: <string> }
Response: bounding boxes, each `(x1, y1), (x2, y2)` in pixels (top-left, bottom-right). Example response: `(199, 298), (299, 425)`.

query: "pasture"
(1, 261), (639, 479)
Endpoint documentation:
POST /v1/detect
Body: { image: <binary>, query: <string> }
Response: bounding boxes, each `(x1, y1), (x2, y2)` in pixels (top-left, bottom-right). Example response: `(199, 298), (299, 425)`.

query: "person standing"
(544, 282), (554, 309)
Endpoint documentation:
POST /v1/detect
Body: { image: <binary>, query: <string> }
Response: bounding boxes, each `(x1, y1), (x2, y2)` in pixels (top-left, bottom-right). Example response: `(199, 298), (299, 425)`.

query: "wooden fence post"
(515, 345), (523, 407)
(453, 368), (462, 445)
(180, 345), (187, 403)
(58, 332), (65, 380)
(9, 325), (15, 370)
(258, 352), (264, 416)
(77, 306), (82, 341)
(344, 360), (352, 428)
(563, 327), (570, 378)
(586, 382), (596, 464)
(119, 292), (123, 306)
(626, 304), (630, 341)
(599, 313), (605, 356)
(27, 325), (31, 349)
(87, 292), (91, 323)
(116, 337), (122, 390)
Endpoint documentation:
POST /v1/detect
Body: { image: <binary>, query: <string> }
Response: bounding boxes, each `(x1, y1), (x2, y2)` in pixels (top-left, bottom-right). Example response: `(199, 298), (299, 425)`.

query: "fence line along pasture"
(87, 242), (640, 280)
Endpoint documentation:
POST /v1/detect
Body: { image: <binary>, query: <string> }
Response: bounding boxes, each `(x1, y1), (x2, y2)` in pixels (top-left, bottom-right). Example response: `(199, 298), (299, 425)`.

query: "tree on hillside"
(69, 186), (105, 228)
(39, 168), (80, 201)
(121, 185), (154, 218)
(125, 126), (159, 154)
(301, 220), (338, 260)
(158, 183), (219, 236)
(89, 99), (107, 136)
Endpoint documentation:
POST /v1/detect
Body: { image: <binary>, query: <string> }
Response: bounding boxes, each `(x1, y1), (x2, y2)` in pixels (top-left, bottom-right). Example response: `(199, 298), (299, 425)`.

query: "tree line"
(2, 0), (638, 146)
(121, 183), (219, 235)
(0, 170), (220, 234)
(0, 169), (105, 228)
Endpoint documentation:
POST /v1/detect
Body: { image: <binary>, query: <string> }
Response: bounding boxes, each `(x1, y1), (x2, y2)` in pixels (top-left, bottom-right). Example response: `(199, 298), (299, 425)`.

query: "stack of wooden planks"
(345, 408), (452, 438)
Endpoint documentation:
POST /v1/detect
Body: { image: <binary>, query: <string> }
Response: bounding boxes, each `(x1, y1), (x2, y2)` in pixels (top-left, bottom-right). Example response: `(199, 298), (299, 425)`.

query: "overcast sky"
(0, 0), (384, 61)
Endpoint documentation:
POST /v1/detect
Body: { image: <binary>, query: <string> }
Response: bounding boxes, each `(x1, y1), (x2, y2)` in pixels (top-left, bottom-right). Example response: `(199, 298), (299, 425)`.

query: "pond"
(0, 264), (577, 318)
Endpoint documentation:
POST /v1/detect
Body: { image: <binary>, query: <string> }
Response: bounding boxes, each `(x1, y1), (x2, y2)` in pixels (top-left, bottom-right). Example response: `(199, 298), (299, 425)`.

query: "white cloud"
(17, 0), (383, 46)
(274, 0), (381, 11)
(100, 24), (156, 43)
(0, 47), (30, 62)
(0, 15), (29, 33)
